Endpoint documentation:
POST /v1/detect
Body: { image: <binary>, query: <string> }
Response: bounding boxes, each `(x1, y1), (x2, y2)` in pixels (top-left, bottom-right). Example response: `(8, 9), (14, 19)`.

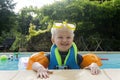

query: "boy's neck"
(59, 50), (68, 54)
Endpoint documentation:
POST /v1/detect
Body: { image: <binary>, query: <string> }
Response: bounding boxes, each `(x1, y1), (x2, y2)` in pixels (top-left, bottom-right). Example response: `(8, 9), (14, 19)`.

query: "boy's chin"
(59, 49), (69, 52)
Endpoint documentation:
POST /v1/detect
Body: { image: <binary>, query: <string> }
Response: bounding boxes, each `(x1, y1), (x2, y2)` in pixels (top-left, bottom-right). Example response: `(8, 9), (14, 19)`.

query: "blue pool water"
(0, 52), (120, 70)
(97, 53), (120, 69)
(0, 53), (32, 70)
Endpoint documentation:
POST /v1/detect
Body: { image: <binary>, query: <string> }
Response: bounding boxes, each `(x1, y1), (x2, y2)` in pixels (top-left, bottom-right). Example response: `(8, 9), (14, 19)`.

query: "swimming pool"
(97, 53), (120, 69)
(0, 52), (32, 70)
(0, 52), (120, 70)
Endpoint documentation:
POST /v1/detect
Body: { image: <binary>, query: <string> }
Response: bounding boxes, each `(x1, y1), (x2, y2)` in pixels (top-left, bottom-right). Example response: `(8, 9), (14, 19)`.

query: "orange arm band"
(80, 53), (102, 68)
(26, 52), (49, 70)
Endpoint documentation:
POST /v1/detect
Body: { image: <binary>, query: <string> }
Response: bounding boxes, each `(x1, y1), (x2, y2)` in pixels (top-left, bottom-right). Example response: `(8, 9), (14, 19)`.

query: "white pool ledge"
(0, 69), (120, 80)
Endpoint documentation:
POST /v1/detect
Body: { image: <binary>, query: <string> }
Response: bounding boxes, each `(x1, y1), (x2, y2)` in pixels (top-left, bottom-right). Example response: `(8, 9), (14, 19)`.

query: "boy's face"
(51, 28), (74, 52)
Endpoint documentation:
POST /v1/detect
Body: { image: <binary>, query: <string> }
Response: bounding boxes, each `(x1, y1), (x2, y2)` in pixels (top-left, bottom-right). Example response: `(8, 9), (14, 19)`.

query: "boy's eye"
(58, 37), (63, 39)
(67, 37), (71, 39)
(57, 36), (72, 40)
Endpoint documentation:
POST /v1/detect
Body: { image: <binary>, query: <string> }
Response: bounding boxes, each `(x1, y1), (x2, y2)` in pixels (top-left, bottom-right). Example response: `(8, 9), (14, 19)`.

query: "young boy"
(27, 22), (101, 79)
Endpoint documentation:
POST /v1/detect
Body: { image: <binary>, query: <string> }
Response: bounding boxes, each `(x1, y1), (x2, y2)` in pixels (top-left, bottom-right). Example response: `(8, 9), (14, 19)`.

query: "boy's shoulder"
(45, 53), (50, 60)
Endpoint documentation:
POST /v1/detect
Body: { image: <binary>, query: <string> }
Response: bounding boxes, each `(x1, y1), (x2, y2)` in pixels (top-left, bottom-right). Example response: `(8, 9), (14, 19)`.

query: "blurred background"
(0, 0), (120, 52)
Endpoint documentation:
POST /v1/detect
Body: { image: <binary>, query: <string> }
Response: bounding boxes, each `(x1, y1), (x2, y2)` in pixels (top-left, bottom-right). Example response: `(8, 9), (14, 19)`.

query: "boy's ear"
(51, 38), (54, 43)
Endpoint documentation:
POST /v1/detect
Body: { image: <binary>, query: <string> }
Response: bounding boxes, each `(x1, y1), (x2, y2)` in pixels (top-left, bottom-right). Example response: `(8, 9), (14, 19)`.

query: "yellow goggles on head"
(52, 22), (76, 31)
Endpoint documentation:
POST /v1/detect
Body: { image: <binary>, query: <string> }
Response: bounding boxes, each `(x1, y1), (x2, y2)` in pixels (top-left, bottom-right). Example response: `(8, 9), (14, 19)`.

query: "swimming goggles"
(52, 22), (76, 31)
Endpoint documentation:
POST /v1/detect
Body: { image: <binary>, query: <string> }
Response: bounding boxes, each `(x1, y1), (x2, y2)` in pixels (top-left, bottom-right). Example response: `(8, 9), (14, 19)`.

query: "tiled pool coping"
(0, 69), (119, 80)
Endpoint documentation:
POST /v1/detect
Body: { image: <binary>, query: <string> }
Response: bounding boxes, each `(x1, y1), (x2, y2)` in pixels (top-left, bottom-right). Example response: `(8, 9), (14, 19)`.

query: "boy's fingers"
(91, 67), (100, 75)
(36, 70), (52, 78)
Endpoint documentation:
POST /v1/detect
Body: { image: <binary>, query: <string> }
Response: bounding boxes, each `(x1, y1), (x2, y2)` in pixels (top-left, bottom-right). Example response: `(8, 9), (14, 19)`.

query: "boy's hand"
(85, 63), (100, 75)
(36, 66), (49, 79)
(36, 66), (53, 79)
(32, 62), (53, 79)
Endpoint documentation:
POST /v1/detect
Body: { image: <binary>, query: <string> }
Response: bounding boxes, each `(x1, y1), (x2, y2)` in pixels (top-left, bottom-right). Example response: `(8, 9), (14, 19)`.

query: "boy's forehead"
(55, 27), (73, 33)
(54, 28), (74, 37)
(55, 30), (73, 37)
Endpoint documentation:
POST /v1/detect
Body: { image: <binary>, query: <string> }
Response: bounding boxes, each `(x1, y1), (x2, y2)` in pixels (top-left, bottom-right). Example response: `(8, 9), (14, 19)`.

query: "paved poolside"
(0, 69), (119, 80)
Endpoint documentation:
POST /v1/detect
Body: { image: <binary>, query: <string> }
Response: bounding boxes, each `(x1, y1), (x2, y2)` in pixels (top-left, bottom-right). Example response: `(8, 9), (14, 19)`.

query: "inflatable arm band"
(27, 52), (49, 70)
(80, 53), (102, 68)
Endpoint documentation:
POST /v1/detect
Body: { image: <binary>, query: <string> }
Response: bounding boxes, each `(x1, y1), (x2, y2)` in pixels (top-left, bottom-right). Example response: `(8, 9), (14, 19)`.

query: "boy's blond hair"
(51, 22), (76, 38)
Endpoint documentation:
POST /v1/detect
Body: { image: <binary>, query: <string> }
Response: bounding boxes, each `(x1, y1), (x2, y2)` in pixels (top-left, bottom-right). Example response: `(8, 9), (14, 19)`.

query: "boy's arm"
(26, 52), (49, 70)
(80, 53), (102, 75)
(26, 52), (52, 78)
(32, 62), (43, 71)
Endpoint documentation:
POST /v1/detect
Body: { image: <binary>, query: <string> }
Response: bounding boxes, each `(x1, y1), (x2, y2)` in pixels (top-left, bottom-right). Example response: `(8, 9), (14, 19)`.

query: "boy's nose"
(62, 38), (67, 42)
